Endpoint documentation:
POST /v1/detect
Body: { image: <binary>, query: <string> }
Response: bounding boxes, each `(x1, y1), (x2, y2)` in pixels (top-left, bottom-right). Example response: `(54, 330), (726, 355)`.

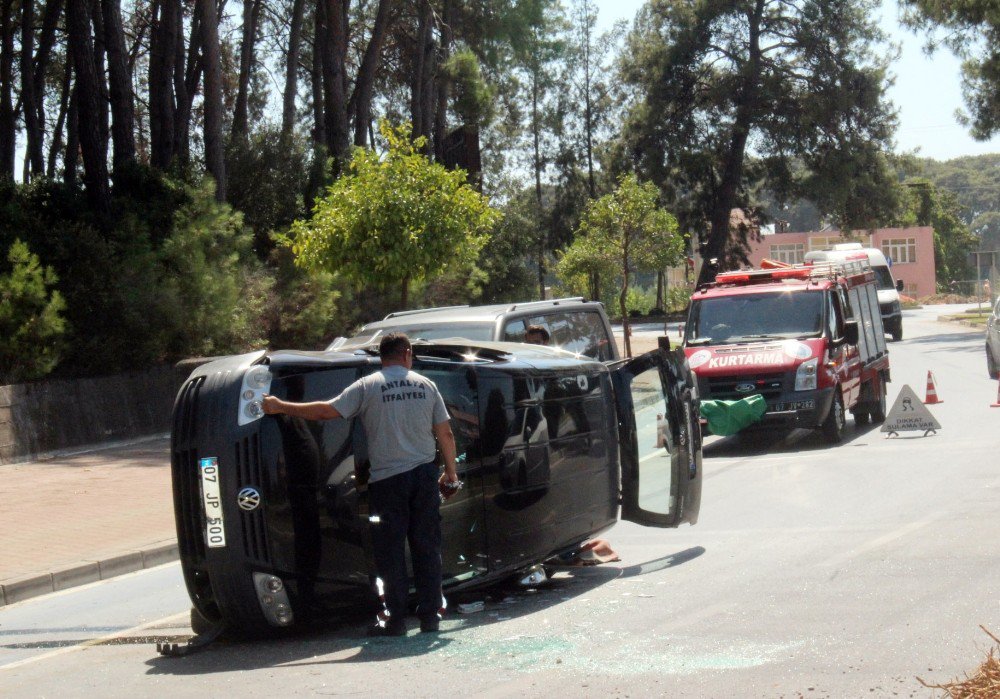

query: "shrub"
(0, 240), (67, 383)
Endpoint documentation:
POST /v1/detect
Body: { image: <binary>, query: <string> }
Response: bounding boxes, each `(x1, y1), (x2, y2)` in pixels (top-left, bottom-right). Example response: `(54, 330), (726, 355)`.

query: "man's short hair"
(525, 324), (550, 344)
(379, 332), (411, 360)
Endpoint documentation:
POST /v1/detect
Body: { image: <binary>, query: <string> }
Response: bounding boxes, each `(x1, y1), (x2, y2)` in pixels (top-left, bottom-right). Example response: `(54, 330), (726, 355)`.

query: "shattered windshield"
(686, 291), (824, 346)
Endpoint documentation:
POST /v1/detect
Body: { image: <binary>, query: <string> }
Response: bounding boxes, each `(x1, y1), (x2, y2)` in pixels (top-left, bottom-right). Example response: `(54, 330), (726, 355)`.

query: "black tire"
(190, 606), (217, 636)
(852, 408), (870, 426)
(822, 393), (845, 443)
(869, 378), (887, 423)
(891, 322), (902, 342)
(988, 345), (998, 379)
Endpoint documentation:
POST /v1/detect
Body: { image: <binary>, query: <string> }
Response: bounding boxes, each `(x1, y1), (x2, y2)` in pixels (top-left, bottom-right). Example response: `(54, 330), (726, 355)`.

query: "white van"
(804, 243), (905, 341)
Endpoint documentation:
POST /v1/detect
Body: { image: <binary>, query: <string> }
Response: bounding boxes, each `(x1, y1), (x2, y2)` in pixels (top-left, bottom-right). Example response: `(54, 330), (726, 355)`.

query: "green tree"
(895, 179), (978, 288)
(901, 0), (1000, 140)
(157, 180), (269, 358)
(291, 121), (501, 308)
(619, 0), (898, 285)
(0, 239), (67, 383)
(572, 174), (684, 357)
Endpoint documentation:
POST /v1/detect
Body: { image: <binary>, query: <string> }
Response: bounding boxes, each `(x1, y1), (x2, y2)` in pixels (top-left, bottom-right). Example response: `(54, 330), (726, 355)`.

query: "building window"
(808, 236), (841, 251)
(881, 238), (916, 264)
(769, 243), (805, 264)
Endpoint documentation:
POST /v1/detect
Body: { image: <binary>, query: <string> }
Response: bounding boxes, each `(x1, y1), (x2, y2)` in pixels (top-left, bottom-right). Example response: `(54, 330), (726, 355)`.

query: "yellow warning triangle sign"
(881, 384), (942, 436)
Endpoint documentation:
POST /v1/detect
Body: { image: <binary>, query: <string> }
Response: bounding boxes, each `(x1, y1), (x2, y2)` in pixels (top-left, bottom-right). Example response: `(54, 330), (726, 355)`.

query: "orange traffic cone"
(924, 370), (943, 404)
(992, 374), (1000, 408)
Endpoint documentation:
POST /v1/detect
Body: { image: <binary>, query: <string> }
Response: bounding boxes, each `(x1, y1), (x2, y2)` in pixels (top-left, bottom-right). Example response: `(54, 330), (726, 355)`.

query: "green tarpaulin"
(699, 395), (767, 436)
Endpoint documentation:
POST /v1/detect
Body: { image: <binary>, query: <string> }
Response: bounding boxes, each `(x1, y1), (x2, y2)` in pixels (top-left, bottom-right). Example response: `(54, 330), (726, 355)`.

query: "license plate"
(199, 457), (227, 548)
(772, 399), (815, 411)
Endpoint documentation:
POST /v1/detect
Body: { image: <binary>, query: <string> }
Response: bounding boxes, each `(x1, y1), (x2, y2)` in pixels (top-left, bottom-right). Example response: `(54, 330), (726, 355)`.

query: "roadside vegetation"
(0, 0), (997, 387)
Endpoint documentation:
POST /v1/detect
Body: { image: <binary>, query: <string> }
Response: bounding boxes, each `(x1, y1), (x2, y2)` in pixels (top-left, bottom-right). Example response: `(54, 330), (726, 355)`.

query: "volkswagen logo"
(237, 487), (262, 512)
(735, 382), (756, 393)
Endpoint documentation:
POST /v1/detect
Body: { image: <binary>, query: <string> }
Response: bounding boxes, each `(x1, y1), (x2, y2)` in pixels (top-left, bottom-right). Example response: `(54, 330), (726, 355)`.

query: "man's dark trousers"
(368, 461), (442, 626)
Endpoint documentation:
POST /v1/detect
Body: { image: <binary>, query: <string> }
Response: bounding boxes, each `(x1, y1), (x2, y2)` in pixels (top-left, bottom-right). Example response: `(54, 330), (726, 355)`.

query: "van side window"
(502, 319), (527, 342)
(827, 292), (845, 341)
(525, 312), (613, 360)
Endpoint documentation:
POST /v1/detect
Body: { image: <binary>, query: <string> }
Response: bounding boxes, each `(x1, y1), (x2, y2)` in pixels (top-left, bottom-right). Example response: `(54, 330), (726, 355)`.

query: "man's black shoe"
(367, 622), (406, 638)
(419, 618), (440, 633)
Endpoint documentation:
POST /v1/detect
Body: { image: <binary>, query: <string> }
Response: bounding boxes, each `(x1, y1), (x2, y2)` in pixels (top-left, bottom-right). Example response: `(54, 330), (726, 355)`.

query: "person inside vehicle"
(525, 324), (550, 346)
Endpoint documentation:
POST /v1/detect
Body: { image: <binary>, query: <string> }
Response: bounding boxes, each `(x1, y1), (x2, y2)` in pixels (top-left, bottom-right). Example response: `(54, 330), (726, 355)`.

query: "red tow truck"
(682, 259), (890, 442)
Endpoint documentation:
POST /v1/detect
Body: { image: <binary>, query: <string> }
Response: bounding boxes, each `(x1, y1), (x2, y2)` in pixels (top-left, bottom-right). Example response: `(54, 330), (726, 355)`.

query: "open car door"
(611, 348), (702, 528)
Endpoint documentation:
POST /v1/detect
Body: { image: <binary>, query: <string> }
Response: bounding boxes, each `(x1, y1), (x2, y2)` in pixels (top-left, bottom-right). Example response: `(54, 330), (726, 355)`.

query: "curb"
(0, 541), (179, 608)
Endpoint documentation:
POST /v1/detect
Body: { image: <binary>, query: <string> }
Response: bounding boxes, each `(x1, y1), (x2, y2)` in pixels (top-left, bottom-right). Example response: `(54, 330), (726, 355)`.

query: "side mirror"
(658, 335), (671, 352)
(895, 279), (904, 292)
(844, 320), (859, 345)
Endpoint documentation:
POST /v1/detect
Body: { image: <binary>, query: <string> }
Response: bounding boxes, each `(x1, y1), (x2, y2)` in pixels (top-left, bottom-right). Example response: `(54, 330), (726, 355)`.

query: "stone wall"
(0, 362), (203, 465)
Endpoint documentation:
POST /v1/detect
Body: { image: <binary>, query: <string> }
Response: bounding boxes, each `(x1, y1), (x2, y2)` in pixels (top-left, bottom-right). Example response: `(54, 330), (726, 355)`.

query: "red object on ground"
(924, 370), (943, 404)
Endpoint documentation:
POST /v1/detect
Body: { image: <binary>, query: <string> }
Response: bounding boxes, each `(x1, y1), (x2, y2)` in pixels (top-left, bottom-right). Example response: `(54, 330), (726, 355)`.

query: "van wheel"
(869, 379), (887, 423)
(822, 394), (845, 443)
(190, 606), (218, 636)
(891, 322), (902, 342)
(988, 345), (998, 379)
(852, 407), (870, 425)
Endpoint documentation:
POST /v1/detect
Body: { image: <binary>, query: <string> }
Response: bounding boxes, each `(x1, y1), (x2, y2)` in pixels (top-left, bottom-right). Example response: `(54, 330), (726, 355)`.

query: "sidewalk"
(0, 436), (177, 607)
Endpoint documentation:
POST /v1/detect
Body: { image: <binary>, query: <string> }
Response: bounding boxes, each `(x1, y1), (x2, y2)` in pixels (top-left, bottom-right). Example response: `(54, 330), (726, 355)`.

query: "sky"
(593, 0), (1000, 162)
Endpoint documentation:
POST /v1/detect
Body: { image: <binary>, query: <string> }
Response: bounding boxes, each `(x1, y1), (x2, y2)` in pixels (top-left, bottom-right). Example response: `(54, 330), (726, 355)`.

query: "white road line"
(819, 516), (937, 569)
(0, 610), (190, 672)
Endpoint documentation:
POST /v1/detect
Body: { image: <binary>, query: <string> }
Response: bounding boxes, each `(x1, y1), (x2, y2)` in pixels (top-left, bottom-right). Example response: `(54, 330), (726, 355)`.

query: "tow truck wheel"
(822, 393), (845, 443)
(869, 379), (887, 423)
(852, 407), (870, 426)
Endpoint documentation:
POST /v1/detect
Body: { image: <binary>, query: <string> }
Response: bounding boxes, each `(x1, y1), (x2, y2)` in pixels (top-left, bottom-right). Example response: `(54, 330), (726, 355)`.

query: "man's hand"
(261, 394), (284, 415)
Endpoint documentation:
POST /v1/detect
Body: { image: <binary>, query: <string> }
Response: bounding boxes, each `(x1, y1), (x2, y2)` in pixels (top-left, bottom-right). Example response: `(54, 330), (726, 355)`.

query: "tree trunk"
(102, 0), (136, 170)
(310, 0), (325, 146)
(199, 0), (226, 200)
(532, 65), (545, 299)
(48, 58), (72, 177)
(90, 0), (110, 165)
(64, 80), (79, 185)
(149, 0), (178, 169)
(350, 0), (393, 147)
(581, 2), (596, 200)
(620, 245), (632, 358)
(656, 271), (664, 311)
(432, 0), (452, 159)
(67, 0), (111, 213)
(21, 0), (46, 179)
(175, 4), (203, 166)
(410, 0), (434, 145)
(320, 0), (349, 164)
(0, 0), (16, 180)
(695, 0), (763, 287)
(281, 0), (305, 138)
(231, 0), (261, 140)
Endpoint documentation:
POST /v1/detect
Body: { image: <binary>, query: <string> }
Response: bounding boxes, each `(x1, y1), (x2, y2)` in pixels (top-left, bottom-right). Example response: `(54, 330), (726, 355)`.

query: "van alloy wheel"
(822, 393), (845, 443)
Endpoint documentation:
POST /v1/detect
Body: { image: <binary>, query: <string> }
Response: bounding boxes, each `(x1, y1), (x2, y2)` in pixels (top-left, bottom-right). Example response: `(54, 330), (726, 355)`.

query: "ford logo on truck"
(735, 382), (755, 393)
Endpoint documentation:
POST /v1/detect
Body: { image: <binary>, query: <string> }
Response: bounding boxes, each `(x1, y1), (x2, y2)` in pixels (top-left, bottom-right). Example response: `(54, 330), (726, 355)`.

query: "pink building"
(745, 226), (937, 298)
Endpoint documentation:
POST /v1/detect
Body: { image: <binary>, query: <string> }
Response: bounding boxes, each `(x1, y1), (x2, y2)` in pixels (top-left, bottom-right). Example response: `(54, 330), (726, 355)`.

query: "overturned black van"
(170, 340), (702, 636)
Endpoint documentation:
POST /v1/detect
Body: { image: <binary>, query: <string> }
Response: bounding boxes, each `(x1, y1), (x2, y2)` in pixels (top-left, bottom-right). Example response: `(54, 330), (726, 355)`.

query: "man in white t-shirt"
(262, 333), (459, 636)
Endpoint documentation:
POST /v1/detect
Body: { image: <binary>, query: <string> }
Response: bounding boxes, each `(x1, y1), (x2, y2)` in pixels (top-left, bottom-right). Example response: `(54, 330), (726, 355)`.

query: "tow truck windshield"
(686, 290), (825, 346)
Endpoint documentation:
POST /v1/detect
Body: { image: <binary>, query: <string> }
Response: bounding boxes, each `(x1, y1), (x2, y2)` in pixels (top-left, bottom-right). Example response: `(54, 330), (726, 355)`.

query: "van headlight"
(238, 366), (272, 426)
(795, 358), (818, 391)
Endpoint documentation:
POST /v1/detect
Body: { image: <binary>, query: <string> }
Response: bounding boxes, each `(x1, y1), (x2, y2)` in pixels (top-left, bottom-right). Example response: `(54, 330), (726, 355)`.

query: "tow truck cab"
(683, 260), (891, 442)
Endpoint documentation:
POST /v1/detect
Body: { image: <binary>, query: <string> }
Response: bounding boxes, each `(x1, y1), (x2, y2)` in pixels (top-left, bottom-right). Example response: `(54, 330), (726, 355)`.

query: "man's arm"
(262, 395), (342, 421)
(432, 420), (459, 483)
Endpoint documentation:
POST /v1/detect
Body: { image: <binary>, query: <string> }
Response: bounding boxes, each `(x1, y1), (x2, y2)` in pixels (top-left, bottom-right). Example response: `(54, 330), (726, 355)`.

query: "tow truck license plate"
(199, 457), (227, 548)
(772, 399), (815, 411)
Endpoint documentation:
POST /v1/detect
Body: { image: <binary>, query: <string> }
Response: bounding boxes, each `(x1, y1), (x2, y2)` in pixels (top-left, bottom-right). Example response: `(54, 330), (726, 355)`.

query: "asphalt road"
(1, 305), (998, 697)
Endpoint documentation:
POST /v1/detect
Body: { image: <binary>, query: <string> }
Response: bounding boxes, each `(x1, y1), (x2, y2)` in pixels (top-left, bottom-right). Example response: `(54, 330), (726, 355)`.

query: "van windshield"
(873, 266), (895, 291)
(686, 291), (824, 345)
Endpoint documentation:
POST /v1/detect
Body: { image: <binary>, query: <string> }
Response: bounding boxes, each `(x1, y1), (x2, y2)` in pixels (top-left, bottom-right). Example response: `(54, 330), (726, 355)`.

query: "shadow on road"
(901, 330), (984, 356)
(142, 546), (704, 673)
(702, 419), (885, 459)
